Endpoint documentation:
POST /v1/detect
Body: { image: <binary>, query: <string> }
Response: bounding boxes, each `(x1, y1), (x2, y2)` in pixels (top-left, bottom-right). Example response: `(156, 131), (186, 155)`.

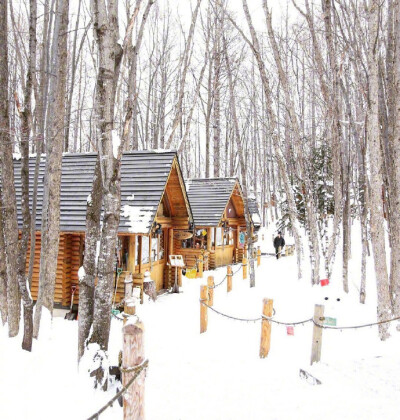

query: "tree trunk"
(388, 0), (400, 322)
(0, 191), (8, 325)
(239, 0), (303, 279)
(366, 0), (391, 340)
(0, 0), (20, 338)
(34, 0), (70, 338)
(78, 157), (103, 360)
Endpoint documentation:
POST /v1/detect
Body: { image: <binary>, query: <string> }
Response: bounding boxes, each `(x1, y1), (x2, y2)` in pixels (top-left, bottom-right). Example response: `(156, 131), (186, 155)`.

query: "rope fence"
(209, 263), (243, 289)
(87, 359), (149, 420)
(200, 300), (400, 330)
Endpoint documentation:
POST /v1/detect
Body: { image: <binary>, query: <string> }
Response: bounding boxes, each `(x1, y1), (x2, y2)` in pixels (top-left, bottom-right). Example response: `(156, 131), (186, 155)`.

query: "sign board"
(286, 326), (294, 336)
(169, 254), (185, 267)
(320, 278), (329, 287)
(239, 232), (246, 248)
(323, 317), (337, 326)
(174, 231), (193, 240)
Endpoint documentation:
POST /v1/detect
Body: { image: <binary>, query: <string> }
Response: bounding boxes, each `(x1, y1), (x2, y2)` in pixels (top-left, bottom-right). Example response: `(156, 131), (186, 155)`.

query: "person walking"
(273, 231), (285, 259)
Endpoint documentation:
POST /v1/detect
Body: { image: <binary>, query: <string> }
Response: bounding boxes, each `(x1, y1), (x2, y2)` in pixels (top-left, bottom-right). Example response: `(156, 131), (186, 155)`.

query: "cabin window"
(142, 236), (150, 264)
(224, 228), (233, 246)
(135, 236), (140, 266)
(216, 228), (223, 246)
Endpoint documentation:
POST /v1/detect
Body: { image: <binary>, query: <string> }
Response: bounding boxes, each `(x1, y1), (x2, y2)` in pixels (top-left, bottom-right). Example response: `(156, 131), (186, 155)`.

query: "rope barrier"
(261, 314), (313, 326)
(201, 304), (400, 330)
(200, 300), (263, 323)
(209, 264), (243, 289)
(86, 359), (149, 420)
(311, 315), (400, 330)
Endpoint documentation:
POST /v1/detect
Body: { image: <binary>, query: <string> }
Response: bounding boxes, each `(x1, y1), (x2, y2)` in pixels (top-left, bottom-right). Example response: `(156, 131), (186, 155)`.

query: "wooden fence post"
(200, 285), (208, 333)
(242, 257), (248, 280)
(178, 267), (182, 287)
(310, 304), (325, 365)
(198, 254), (204, 278)
(260, 298), (273, 358)
(123, 320), (145, 420)
(257, 246), (261, 267)
(227, 265), (232, 292)
(207, 276), (214, 306)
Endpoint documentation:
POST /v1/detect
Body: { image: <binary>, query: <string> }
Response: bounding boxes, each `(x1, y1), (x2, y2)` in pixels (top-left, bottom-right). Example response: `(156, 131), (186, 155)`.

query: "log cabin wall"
(27, 232), (69, 307)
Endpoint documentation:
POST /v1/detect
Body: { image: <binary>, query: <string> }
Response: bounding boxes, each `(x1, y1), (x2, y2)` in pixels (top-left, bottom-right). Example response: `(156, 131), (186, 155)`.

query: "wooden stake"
(198, 254), (204, 278)
(207, 276), (214, 306)
(123, 320), (145, 420)
(310, 304), (325, 365)
(200, 285), (208, 333)
(242, 257), (248, 280)
(178, 267), (182, 287)
(227, 265), (232, 292)
(257, 246), (261, 266)
(260, 298), (273, 358)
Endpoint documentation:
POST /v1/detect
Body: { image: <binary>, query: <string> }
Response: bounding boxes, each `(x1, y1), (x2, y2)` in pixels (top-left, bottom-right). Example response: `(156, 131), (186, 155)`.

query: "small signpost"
(320, 278), (329, 286)
(322, 316), (337, 327)
(169, 255), (185, 293)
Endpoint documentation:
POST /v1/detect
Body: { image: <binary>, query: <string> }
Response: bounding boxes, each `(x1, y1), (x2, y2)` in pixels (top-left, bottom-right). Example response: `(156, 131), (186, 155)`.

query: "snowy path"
(1, 234), (400, 419)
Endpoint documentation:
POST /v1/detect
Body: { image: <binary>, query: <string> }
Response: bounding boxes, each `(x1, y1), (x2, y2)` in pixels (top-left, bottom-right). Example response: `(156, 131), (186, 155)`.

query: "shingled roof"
(186, 177), (241, 227)
(11, 150), (188, 234)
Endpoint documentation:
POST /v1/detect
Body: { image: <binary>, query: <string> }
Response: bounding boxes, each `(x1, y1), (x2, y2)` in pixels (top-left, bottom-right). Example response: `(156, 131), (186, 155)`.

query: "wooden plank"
(260, 298), (273, 358)
(311, 304), (324, 365)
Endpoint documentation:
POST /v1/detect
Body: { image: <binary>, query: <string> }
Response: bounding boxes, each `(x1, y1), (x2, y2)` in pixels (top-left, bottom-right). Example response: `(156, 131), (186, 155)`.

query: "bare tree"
(366, 0), (391, 340)
(34, 0), (70, 338)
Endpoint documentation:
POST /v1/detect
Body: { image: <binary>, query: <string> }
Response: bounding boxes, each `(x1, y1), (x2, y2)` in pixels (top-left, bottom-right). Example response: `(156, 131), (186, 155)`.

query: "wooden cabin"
(13, 151), (193, 307)
(175, 178), (255, 270)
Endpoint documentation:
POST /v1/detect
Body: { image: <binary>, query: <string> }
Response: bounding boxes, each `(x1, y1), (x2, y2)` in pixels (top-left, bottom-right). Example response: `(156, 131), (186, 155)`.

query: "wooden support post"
(244, 244), (248, 259)
(198, 254), (204, 278)
(207, 228), (212, 251)
(242, 257), (248, 280)
(257, 246), (261, 267)
(178, 267), (182, 287)
(200, 285), (208, 333)
(260, 298), (273, 358)
(122, 320), (145, 420)
(227, 265), (232, 293)
(311, 304), (324, 365)
(124, 273), (135, 317)
(207, 276), (214, 306)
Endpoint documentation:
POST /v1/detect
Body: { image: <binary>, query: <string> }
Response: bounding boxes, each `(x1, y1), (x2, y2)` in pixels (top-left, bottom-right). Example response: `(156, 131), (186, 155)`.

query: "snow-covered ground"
(1, 223), (400, 419)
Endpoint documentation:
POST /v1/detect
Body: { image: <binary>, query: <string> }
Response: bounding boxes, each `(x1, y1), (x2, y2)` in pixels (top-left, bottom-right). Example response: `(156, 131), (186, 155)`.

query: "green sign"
(323, 317), (337, 326)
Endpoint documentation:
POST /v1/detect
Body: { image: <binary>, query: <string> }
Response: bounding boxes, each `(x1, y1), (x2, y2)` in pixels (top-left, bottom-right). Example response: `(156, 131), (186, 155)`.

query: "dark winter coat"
(274, 235), (285, 249)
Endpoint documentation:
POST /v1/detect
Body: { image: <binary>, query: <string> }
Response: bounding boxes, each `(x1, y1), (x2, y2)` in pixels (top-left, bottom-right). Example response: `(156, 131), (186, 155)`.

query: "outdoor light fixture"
(153, 222), (162, 235)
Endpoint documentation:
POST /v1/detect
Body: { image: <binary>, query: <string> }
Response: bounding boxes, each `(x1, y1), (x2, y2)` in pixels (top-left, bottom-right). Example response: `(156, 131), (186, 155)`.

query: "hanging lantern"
(201, 229), (207, 236)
